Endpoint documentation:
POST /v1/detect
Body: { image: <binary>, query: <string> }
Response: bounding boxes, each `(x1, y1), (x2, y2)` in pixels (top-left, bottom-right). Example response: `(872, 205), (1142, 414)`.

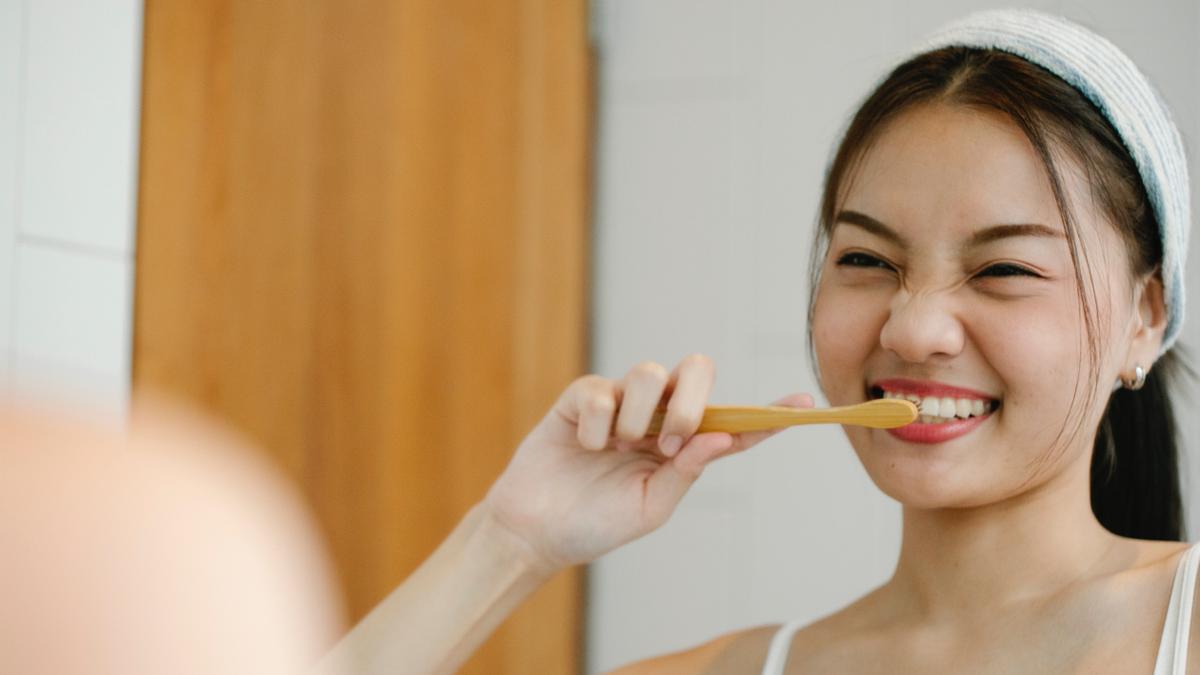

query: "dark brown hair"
(806, 46), (1190, 540)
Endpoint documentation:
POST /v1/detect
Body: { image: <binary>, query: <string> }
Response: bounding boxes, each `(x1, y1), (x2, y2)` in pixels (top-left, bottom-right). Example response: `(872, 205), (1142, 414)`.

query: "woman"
(317, 9), (1197, 674)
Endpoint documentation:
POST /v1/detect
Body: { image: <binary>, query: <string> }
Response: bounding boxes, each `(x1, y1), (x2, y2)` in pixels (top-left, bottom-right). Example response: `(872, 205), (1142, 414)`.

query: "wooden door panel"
(135, 2), (590, 672)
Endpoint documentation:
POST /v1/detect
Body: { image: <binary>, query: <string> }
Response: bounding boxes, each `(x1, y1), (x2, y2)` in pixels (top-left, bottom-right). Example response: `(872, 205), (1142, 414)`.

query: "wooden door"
(133, 2), (591, 672)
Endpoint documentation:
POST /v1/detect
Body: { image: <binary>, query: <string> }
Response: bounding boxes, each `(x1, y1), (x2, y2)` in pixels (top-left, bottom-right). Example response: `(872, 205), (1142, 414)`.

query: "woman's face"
(812, 102), (1143, 509)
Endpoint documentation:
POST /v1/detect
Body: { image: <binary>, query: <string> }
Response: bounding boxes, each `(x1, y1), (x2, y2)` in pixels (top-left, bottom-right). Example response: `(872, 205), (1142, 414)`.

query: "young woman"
(316, 9), (1197, 674)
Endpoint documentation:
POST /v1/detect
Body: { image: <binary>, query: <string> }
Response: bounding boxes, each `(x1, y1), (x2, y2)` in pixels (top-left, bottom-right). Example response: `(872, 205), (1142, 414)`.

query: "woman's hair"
(806, 46), (1192, 541)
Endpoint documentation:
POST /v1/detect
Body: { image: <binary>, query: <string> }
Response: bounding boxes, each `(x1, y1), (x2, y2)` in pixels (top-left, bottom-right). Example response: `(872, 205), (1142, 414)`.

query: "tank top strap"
(1153, 542), (1200, 675)
(760, 618), (809, 675)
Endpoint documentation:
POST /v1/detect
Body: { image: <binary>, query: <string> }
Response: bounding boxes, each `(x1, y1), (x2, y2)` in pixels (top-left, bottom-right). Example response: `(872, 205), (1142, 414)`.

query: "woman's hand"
(482, 353), (813, 576)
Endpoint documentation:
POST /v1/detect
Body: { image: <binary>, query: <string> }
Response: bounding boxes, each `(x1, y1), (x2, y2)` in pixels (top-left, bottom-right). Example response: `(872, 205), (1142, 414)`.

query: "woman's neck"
(884, 457), (1120, 622)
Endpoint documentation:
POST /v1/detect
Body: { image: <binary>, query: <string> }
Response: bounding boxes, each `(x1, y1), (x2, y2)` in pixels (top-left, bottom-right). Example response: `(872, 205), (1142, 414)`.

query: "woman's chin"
(858, 456), (995, 509)
(846, 426), (1010, 508)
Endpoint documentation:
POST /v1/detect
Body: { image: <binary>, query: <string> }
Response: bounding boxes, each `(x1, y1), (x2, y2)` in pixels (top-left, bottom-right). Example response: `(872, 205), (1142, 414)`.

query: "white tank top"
(761, 542), (1200, 675)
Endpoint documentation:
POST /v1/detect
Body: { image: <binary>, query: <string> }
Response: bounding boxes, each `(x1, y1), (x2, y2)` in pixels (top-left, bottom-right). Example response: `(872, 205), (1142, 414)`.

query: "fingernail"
(660, 435), (682, 457)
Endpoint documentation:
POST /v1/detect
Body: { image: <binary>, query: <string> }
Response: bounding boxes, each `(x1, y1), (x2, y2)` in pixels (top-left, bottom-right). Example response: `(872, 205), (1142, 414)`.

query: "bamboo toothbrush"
(643, 398), (918, 436)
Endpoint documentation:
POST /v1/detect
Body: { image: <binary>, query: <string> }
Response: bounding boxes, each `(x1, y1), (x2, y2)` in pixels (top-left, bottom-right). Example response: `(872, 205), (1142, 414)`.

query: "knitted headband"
(835, 8), (1191, 358)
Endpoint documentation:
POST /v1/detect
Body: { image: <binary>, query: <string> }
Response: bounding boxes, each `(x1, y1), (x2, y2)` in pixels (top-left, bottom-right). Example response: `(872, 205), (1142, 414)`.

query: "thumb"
(641, 432), (732, 528)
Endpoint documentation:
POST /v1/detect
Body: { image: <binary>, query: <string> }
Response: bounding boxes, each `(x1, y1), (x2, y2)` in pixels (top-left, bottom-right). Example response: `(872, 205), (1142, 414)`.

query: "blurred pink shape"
(0, 391), (347, 675)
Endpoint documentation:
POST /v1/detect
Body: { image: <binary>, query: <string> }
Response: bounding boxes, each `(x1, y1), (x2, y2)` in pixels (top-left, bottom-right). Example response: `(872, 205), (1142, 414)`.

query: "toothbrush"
(643, 398), (918, 436)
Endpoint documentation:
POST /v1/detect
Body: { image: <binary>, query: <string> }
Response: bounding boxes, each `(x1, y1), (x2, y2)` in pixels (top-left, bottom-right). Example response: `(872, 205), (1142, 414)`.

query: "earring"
(1122, 364), (1147, 391)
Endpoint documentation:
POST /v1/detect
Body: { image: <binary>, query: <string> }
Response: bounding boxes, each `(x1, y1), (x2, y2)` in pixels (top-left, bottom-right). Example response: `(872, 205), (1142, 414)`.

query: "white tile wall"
(12, 242), (132, 413)
(587, 1), (1200, 672)
(595, 0), (746, 86)
(0, 0), (142, 417)
(593, 98), (750, 372)
(19, 0), (143, 254)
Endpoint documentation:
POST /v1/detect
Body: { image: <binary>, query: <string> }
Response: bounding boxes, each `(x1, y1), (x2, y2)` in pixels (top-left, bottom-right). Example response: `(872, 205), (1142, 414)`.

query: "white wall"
(0, 0), (142, 419)
(586, 1), (1200, 672)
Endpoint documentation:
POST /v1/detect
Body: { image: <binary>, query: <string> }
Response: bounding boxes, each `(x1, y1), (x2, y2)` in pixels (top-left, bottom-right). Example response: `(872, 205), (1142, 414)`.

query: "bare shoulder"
(1102, 537), (1194, 589)
(603, 624), (781, 675)
(1131, 538), (1193, 569)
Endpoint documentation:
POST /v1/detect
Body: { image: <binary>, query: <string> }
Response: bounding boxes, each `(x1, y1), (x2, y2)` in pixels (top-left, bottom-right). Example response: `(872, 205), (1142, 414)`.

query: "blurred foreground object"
(0, 391), (346, 675)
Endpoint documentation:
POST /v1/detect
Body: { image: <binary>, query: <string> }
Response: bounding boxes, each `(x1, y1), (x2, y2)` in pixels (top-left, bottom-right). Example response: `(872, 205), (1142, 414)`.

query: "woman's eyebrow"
(967, 223), (1066, 247)
(834, 210), (909, 248)
(834, 209), (1065, 249)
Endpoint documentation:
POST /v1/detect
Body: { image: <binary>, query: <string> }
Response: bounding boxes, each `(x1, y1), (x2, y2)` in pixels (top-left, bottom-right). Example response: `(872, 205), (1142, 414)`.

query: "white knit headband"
(841, 9), (1191, 358)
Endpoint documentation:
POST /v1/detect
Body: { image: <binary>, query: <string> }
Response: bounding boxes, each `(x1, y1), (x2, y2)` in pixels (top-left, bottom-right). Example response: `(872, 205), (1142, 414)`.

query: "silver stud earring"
(1123, 364), (1147, 391)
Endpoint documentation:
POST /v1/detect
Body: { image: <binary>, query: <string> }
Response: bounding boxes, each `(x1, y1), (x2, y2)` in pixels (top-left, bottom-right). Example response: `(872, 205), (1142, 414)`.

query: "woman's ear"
(1126, 269), (1168, 367)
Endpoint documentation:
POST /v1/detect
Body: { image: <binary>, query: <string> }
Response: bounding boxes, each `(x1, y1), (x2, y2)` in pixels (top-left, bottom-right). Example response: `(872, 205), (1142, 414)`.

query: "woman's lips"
(886, 411), (994, 444)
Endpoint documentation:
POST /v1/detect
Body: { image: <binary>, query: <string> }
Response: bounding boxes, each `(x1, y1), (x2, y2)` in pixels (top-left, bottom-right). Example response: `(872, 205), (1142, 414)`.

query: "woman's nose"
(878, 291), (965, 363)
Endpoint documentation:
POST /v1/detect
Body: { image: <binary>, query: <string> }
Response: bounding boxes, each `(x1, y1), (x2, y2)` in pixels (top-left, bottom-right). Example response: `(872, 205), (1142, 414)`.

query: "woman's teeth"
(880, 390), (994, 423)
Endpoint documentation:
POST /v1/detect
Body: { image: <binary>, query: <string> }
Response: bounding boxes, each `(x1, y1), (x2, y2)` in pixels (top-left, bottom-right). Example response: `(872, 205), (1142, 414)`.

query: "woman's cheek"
(813, 284), (890, 405)
(968, 298), (1086, 453)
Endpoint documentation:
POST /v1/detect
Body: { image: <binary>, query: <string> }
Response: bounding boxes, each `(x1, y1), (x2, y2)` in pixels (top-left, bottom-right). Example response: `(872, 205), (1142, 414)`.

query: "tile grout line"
(16, 232), (132, 263)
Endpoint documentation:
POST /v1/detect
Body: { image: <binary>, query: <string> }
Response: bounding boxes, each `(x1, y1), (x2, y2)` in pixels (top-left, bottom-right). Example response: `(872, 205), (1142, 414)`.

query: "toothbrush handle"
(644, 399), (918, 436)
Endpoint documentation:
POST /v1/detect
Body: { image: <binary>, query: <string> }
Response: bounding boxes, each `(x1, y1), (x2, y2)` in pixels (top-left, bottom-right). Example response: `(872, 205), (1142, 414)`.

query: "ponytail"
(1091, 346), (1193, 541)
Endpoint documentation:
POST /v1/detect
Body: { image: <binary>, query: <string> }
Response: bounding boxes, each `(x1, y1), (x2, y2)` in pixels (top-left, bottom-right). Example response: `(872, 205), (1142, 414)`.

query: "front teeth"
(882, 390), (992, 421)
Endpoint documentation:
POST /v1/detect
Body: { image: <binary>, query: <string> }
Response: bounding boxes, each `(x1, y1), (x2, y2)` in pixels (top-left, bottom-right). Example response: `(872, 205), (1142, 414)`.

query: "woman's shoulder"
(1131, 537), (1194, 564)
(1106, 537), (1194, 580)
(602, 623), (783, 675)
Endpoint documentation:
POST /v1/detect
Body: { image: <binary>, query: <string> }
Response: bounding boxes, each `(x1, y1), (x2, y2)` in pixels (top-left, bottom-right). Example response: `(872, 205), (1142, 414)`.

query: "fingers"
(612, 361), (670, 444)
(566, 375), (620, 450)
(560, 354), (756, 460)
(609, 353), (713, 459)
(653, 354), (715, 458)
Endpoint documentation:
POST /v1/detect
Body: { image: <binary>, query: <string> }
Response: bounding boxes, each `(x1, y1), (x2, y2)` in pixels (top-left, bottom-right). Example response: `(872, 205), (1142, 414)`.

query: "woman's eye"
(835, 252), (894, 270)
(976, 263), (1040, 278)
